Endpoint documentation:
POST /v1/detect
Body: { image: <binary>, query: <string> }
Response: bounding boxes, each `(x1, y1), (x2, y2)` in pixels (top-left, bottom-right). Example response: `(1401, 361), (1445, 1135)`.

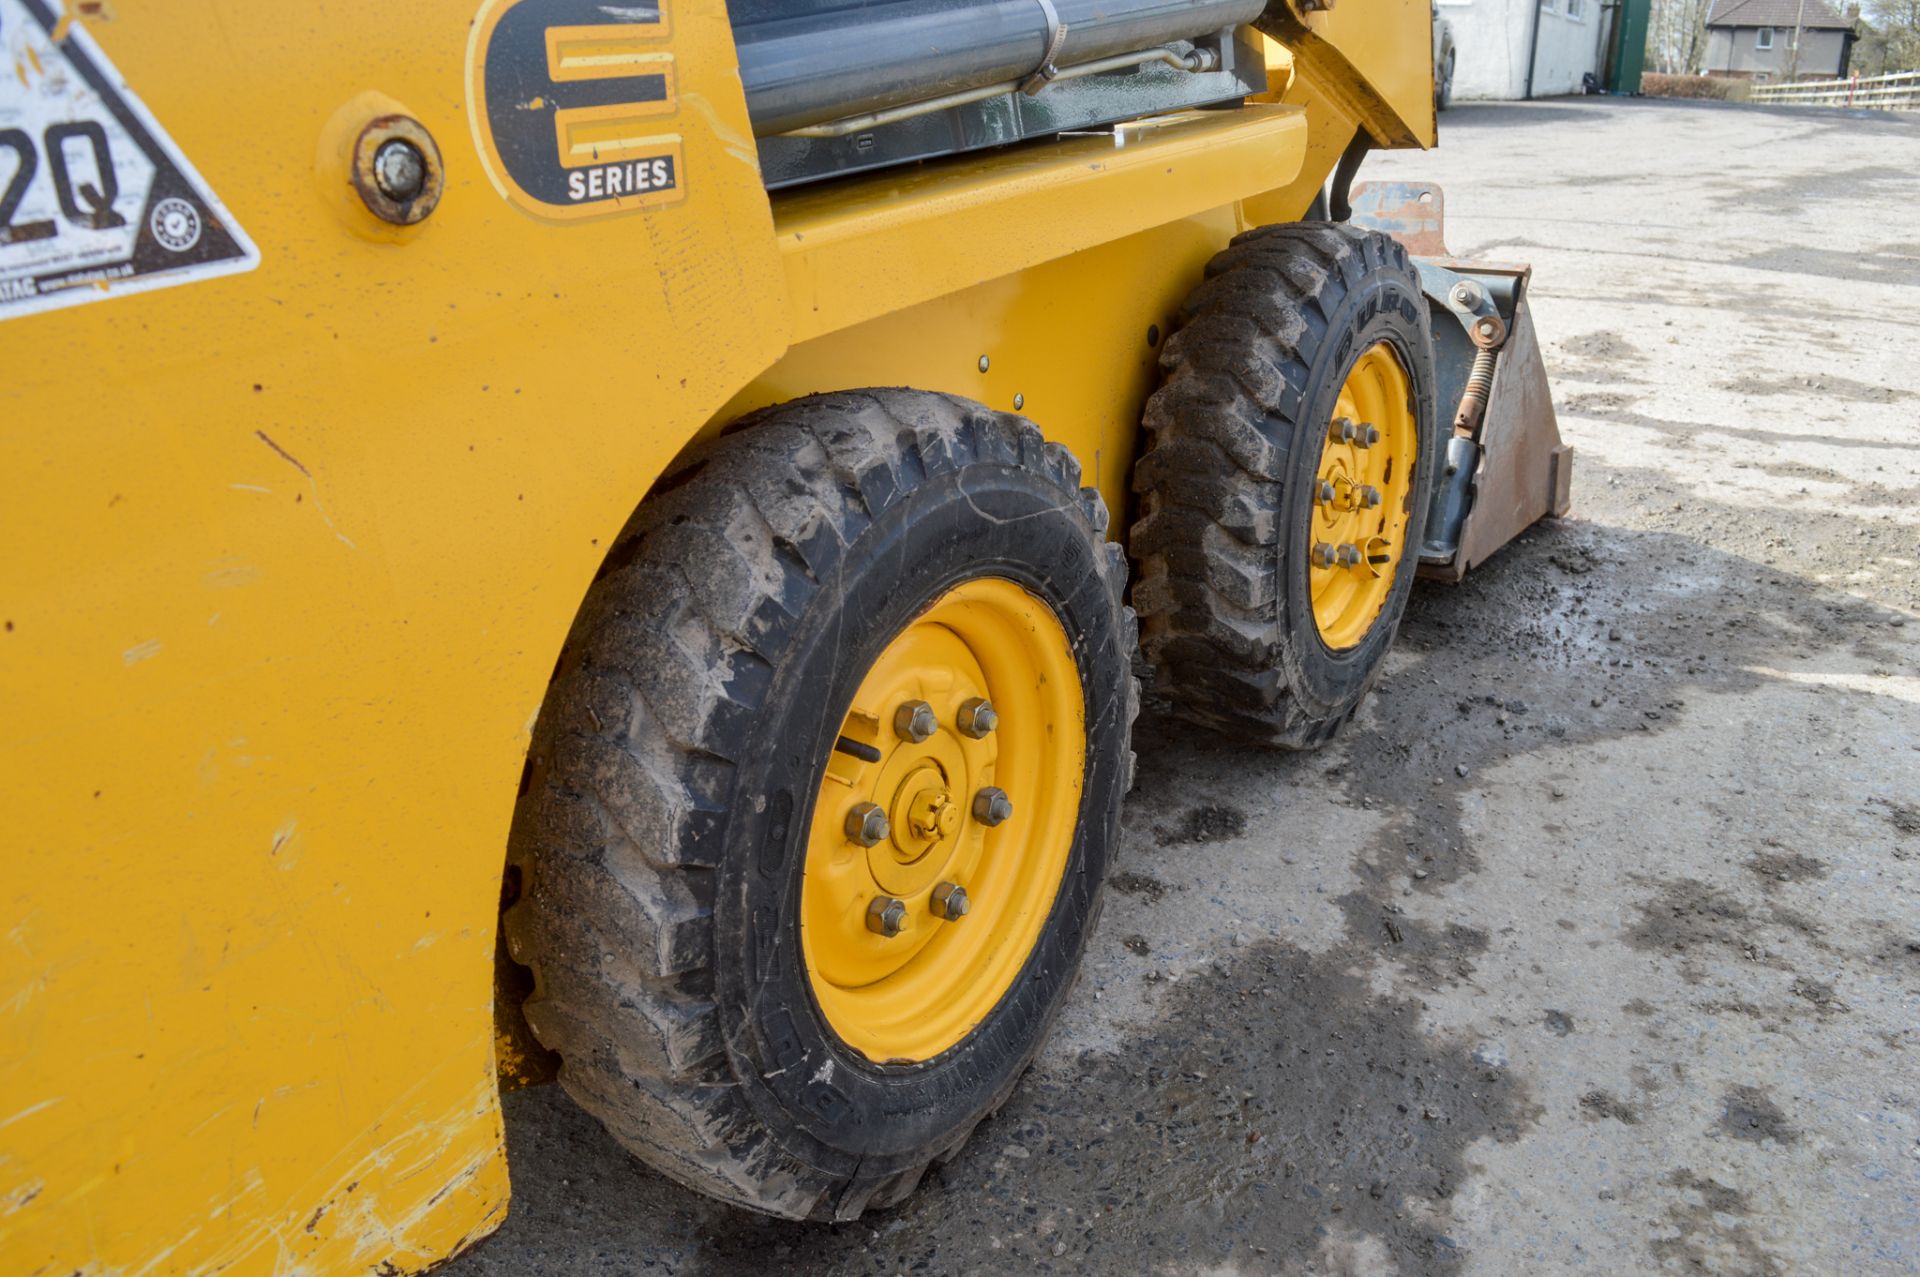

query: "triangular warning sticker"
(0, 0), (258, 319)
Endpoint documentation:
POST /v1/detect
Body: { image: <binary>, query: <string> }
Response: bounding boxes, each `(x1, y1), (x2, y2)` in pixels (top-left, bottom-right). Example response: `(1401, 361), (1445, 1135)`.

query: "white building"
(1439, 0), (1614, 100)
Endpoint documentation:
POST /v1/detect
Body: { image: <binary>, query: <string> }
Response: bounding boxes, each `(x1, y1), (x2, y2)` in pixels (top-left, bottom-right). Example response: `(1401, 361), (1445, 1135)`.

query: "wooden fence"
(1749, 70), (1920, 111)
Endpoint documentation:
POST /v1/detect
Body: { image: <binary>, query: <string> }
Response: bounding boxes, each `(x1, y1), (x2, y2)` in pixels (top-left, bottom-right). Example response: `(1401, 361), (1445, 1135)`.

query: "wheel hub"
(799, 578), (1084, 1064)
(1309, 340), (1419, 650)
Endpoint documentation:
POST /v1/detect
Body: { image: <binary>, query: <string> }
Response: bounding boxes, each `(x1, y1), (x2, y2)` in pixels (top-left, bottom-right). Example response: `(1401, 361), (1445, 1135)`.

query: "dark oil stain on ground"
(1651, 1169), (1785, 1277)
(1718, 1086), (1799, 1146)
(687, 938), (1536, 1276)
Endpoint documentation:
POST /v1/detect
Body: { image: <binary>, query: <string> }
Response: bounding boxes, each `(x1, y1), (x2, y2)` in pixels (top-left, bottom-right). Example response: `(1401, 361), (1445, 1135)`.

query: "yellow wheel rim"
(800, 578), (1084, 1064)
(1309, 340), (1419, 650)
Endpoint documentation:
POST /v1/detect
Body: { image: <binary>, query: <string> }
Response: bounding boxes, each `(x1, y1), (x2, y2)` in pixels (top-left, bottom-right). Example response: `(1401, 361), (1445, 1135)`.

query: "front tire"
(1130, 223), (1439, 748)
(504, 390), (1138, 1219)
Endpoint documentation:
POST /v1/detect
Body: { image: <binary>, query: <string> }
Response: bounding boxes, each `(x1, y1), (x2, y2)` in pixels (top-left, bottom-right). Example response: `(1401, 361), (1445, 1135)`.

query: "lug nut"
(1328, 417), (1357, 445)
(956, 697), (998, 738)
(1353, 423), (1381, 448)
(931, 881), (971, 921)
(1357, 485), (1383, 509)
(894, 699), (938, 743)
(1312, 541), (1338, 568)
(1335, 543), (1362, 567)
(866, 896), (908, 937)
(972, 786), (1013, 827)
(846, 801), (889, 847)
(1316, 479), (1337, 506)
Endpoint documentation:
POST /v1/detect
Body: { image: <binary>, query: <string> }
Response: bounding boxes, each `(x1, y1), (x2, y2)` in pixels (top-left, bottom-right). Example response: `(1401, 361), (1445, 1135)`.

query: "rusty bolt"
(894, 700), (938, 743)
(1316, 479), (1337, 506)
(1335, 543), (1362, 567)
(374, 139), (426, 202)
(846, 801), (889, 847)
(931, 881), (971, 921)
(866, 896), (908, 937)
(973, 786), (1013, 827)
(1353, 423), (1381, 448)
(1312, 541), (1338, 568)
(957, 697), (998, 739)
(1357, 485), (1383, 509)
(1328, 417), (1358, 445)
(351, 114), (444, 226)
(1450, 280), (1484, 310)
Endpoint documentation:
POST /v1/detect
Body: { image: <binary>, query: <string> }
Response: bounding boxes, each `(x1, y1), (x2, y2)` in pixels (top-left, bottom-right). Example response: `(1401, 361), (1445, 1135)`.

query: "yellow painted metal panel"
(721, 211), (1244, 530)
(1260, 0), (1437, 150)
(0, 2), (785, 1273)
(0, 3), (1437, 1274)
(774, 105), (1307, 345)
(718, 209), (1243, 531)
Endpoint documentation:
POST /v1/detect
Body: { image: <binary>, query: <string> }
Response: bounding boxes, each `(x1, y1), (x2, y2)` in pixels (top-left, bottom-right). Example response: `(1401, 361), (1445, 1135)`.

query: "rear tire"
(504, 389), (1138, 1219)
(1130, 222), (1439, 748)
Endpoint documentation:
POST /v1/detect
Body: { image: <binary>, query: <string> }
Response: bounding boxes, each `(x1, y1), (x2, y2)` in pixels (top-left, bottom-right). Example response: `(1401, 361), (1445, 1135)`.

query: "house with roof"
(1705, 0), (1858, 81)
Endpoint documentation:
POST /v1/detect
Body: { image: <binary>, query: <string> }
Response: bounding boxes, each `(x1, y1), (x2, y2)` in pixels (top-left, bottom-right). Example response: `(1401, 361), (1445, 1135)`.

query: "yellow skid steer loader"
(0, 1), (1566, 1270)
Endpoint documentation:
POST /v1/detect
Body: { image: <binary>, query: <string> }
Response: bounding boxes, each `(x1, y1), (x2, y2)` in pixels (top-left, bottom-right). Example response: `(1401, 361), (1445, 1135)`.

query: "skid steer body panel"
(1, 6), (1451, 1276)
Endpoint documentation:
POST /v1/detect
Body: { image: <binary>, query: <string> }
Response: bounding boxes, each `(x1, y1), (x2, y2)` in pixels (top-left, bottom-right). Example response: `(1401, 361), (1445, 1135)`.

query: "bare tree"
(1649, 0), (1717, 72)
(1866, 0), (1920, 70)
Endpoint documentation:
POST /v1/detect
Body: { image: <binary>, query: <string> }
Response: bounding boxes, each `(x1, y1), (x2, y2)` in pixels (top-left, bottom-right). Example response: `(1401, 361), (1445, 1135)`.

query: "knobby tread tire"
(503, 389), (1138, 1220)
(1130, 221), (1437, 748)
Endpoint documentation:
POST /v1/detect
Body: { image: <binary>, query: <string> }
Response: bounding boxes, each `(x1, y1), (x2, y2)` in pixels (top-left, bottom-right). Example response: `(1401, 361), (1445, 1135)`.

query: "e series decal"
(567, 154), (675, 203)
(467, 0), (685, 221)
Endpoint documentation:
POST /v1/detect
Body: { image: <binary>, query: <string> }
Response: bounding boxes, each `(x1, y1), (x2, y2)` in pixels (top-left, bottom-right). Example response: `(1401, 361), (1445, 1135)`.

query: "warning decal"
(0, 0), (257, 319)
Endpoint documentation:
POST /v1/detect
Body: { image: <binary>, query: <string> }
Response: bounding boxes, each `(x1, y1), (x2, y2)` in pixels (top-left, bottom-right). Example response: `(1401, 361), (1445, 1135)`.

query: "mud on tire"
(503, 389), (1139, 1220)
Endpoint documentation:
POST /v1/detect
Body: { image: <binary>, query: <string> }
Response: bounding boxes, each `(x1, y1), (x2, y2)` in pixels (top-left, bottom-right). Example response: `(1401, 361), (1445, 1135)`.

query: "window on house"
(1567, 0), (1585, 17)
(1756, 27), (1774, 49)
(1541, 0), (1559, 13)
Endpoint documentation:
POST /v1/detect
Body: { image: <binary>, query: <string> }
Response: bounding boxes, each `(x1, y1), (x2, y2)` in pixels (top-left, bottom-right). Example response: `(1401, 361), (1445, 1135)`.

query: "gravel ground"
(445, 98), (1920, 1276)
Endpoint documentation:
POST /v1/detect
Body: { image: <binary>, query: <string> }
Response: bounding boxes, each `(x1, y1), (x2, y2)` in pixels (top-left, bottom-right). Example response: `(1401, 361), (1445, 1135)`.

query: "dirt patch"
(1559, 389), (1640, 416)
(1337, 894), (1489, 991)
(1157, 803), (1247, 846)
(1578, 1089), (1640, 1125)
(1557, 330), (1641, 367)
(598, 940), (1543, 1276)
(1650, 1170), (1784, 1277)
(1789, 976), (1847, 1015)
(1717, 371), (1912, 403)
(1718, 1086), (1799, 1146)
(1744, 850), (1829, 889)
(1109, 871), (1169, 903)
(1875, 799), (1920, 837)
(1542, 1009), (1575, 1037)
(1625, 878), (1753, 958)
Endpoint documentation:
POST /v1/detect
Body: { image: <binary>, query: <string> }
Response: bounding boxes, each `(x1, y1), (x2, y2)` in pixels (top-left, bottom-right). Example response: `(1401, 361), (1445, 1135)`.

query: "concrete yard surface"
(446, 98), (1920, 1276)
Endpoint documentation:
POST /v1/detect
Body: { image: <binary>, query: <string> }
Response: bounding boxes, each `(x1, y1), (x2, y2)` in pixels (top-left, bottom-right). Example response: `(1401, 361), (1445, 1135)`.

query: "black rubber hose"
(1329, 127), (1370, 222)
